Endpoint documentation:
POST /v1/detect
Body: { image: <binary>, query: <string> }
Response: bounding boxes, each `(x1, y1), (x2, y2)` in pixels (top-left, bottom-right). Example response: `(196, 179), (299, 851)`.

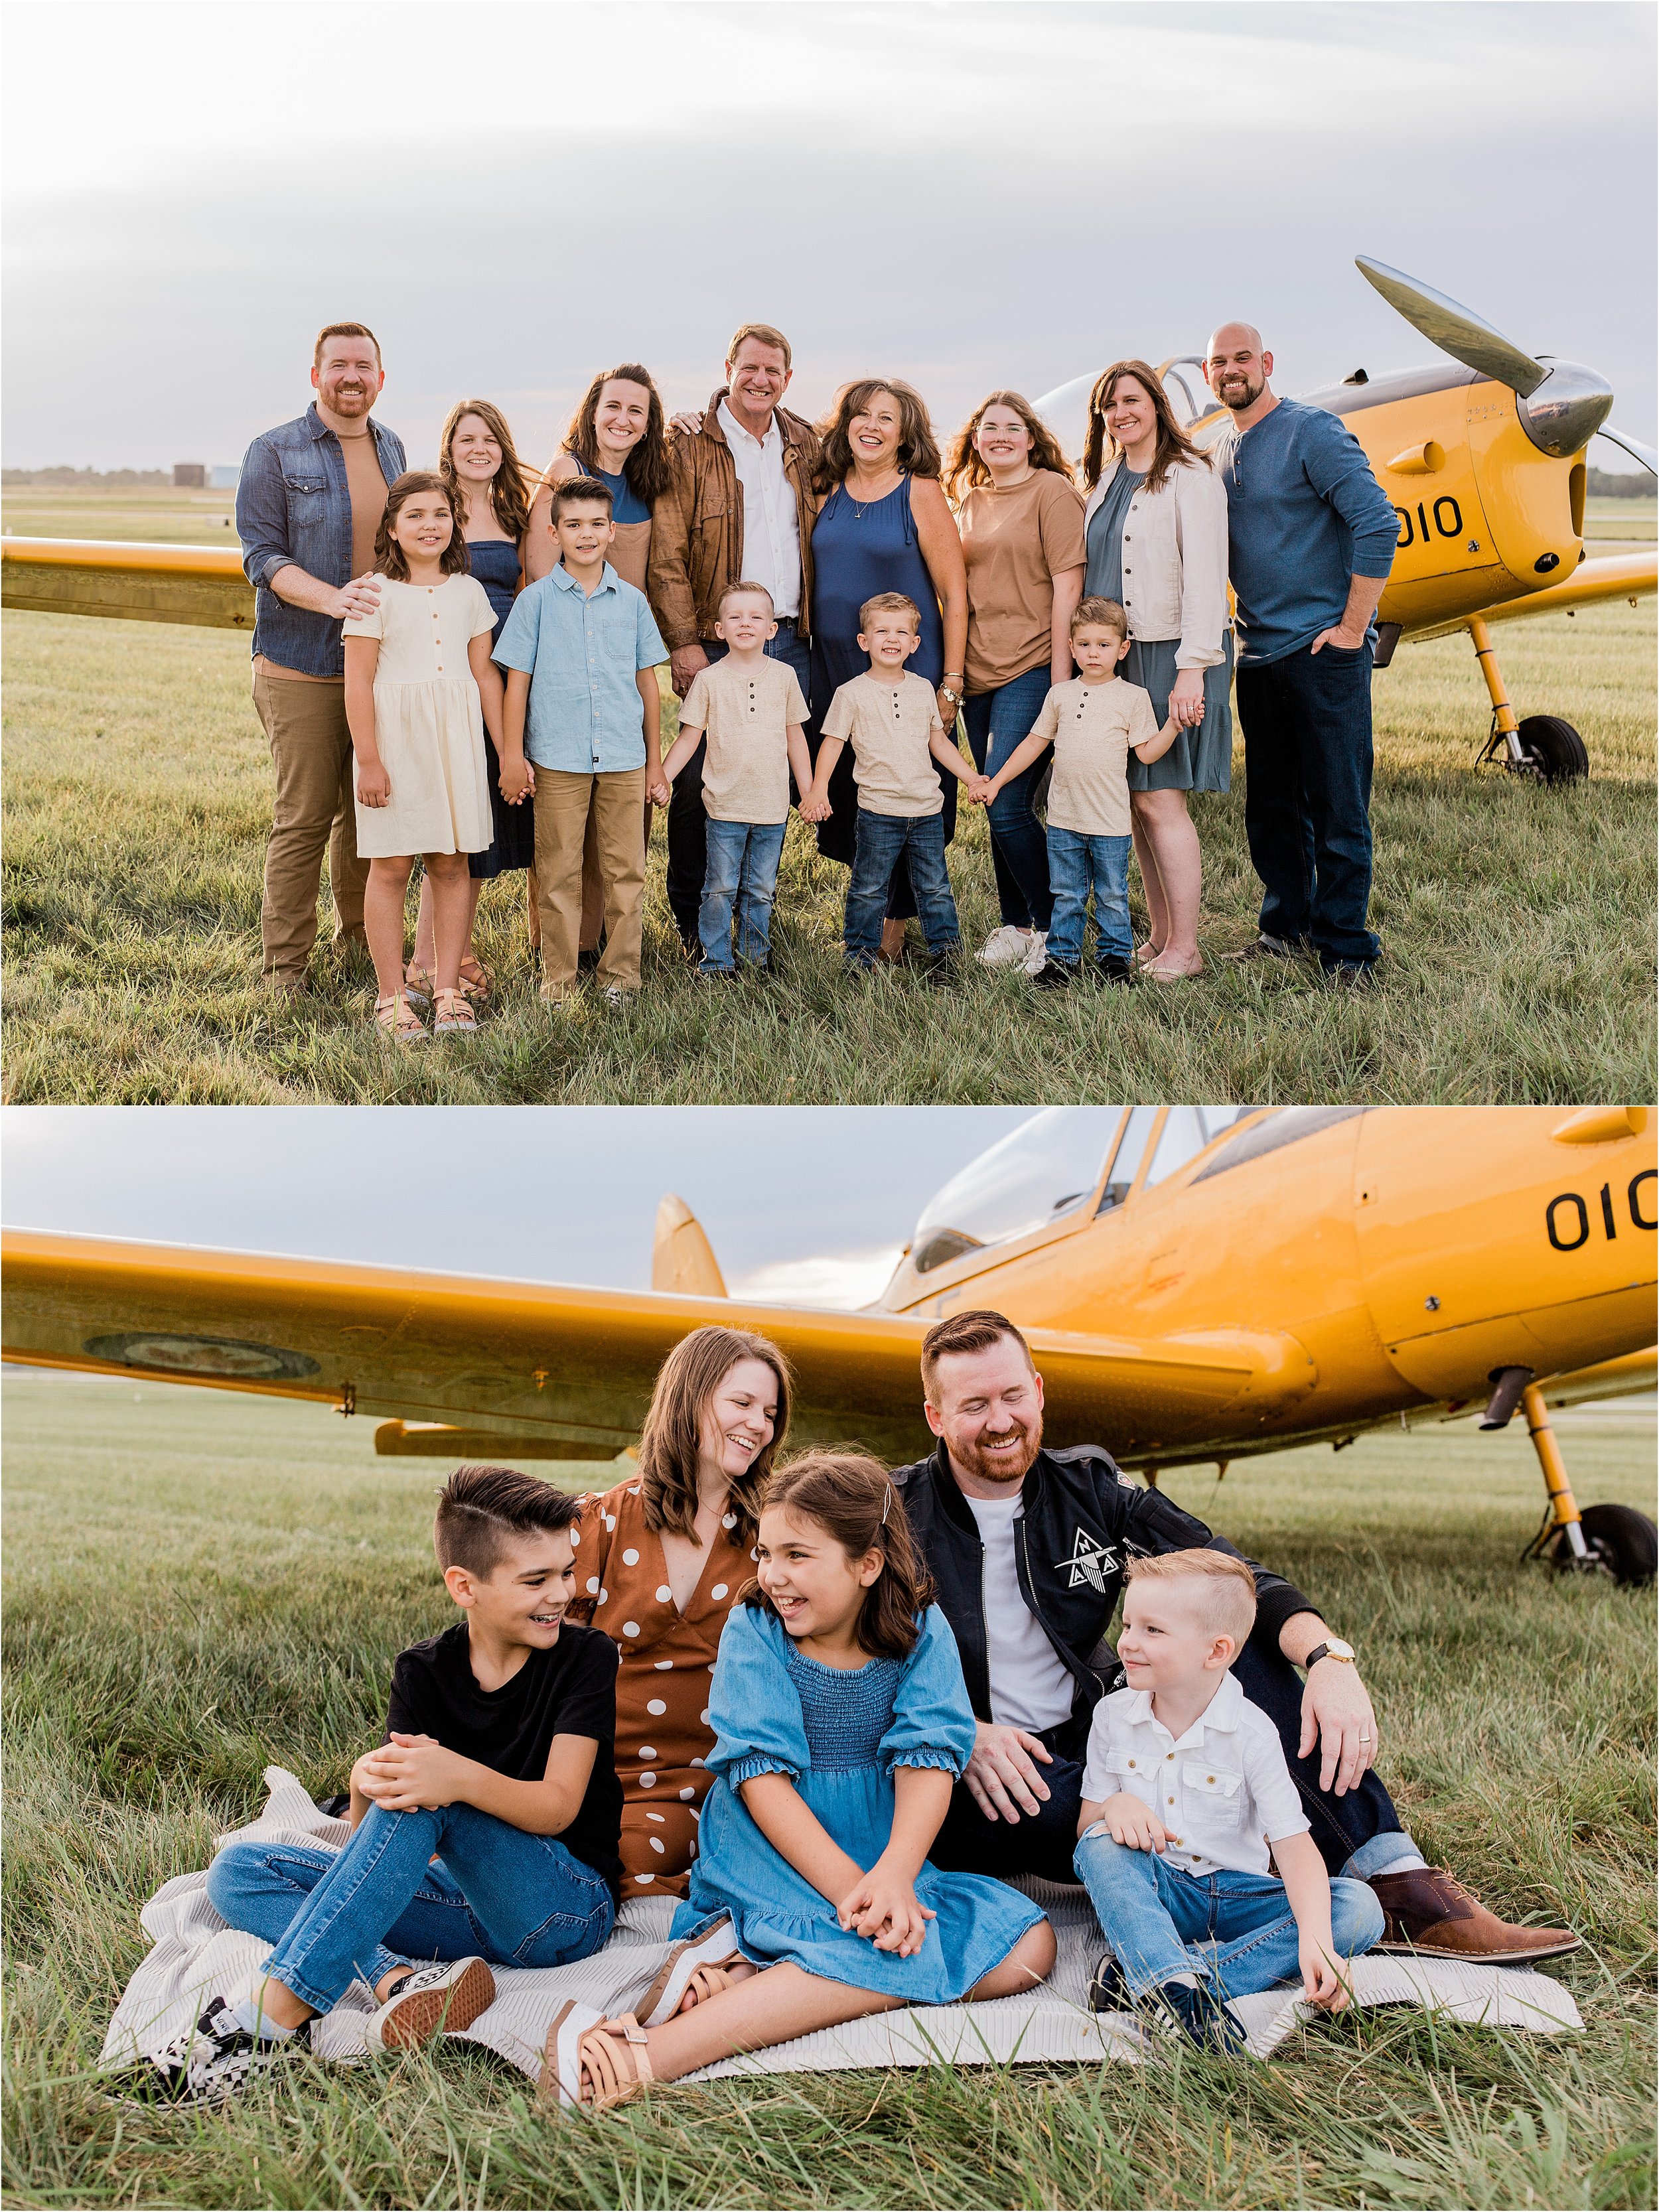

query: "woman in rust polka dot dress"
(568, 1325), (794, 1898)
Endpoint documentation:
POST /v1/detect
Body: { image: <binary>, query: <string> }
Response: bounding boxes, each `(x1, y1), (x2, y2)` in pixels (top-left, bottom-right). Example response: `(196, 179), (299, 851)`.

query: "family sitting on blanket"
(157, 1317), (1579, 2108)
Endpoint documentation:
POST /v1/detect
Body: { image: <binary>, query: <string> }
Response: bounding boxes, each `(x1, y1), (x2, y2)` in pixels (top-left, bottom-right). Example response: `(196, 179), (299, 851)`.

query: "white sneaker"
(365, 1957), (496, 2050)
(149, 1996), (307, 2106)
(976, 926), (1037, 968)
(1020, 930), (1050, 975)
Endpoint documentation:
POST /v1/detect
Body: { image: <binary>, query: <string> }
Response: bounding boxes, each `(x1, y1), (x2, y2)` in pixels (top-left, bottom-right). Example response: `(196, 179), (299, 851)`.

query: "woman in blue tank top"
(809, 381), (968, 957)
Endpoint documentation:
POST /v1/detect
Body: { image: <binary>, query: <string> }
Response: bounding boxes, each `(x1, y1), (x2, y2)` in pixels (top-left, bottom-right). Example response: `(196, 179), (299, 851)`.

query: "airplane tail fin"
(652, 1196), (729, 1298)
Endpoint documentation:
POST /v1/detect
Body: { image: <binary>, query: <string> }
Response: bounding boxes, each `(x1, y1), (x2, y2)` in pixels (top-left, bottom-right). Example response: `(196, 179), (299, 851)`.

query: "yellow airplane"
(3, 259), (1650, 785)
(5, 1103), (1655, 1581)
(1036, 257), (1658, 782)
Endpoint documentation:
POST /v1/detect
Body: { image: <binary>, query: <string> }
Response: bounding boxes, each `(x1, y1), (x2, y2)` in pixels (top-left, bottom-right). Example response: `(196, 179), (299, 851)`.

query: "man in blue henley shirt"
(1205, 323), (1397, 978)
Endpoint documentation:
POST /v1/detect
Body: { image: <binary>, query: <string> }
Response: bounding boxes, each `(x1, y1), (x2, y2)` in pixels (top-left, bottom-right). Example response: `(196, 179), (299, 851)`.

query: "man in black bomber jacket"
(891, 1310), (1579, 1965)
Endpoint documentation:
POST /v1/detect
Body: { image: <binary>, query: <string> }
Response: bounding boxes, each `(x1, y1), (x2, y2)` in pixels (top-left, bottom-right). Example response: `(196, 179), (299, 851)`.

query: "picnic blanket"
(100, 1767), (1582, 2085)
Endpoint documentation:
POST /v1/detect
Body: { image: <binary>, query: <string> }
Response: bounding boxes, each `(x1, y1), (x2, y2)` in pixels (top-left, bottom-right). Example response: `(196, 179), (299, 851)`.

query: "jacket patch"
(1057, 1528), (1118, 1593)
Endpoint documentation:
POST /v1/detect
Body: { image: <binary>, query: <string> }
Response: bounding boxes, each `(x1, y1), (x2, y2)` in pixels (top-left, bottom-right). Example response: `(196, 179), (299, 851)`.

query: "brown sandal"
(432, 987), (477, 1036)
(402, 962), (433, 1011)
(541, 2001), (653, 2112)
(457, 954), (492, 1004)
(375, 991), (428, 1044)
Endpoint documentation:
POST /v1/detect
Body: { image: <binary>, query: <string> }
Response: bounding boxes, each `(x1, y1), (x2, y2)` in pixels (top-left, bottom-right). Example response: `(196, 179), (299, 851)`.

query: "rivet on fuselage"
(1424, 1296), (1441, 1311)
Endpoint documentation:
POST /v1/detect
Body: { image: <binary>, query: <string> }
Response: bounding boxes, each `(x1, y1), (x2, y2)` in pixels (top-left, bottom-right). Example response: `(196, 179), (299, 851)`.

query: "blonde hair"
(719, 580), (775, 616)
(1072, 594), (1128, 640)
(728, 322), (793, 371)
(859, 590), (921, 634)
(1125, 1549), (1257, 1646)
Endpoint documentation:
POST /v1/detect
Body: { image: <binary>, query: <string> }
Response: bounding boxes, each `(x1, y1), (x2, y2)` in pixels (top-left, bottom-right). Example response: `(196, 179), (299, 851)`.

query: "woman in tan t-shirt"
(567, 1324), (792, 1900)
(524, 366), (677, 958)
(946, 393), (1086, 973)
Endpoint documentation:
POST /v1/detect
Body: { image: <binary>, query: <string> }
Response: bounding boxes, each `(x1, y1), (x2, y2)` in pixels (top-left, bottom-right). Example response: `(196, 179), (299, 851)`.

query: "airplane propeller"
(1355, 255), (1621, 463)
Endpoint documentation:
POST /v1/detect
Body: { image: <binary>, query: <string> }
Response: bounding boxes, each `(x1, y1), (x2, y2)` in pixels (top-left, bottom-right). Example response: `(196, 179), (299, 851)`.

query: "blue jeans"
(700, 817), (787, 971)
(1234, 640), (1380, 969)
(963, 665), (1054, 932)
(845, 809), (959, 963)
(205, 1802), (614, 2016)
(1073, 1833), (1384, 2002)
(1046, 827), (1132, 964)
(667, 622), (812, 947)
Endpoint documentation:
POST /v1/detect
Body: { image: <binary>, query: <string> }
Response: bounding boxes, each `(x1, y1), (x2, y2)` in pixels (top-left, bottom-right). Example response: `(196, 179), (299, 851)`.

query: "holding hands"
(966, 774), (996, 807)
(837, 1862), (936, 1957)
(356, 758), (392, 809)
(498, 753), (535, 806)
(797, 787), (832, 823)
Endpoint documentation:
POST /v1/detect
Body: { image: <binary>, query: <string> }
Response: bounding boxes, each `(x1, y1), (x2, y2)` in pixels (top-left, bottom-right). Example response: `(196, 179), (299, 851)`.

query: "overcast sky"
(4, 1), (1653, 471)
(1, 1105), (1035, 1306)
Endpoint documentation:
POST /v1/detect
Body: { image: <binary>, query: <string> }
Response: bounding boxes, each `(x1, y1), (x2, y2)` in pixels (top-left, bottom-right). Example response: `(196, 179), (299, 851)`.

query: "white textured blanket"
(100, 1767), (1581, 2085)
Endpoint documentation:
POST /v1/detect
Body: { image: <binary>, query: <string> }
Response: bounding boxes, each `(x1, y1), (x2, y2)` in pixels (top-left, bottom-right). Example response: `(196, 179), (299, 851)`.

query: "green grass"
(3, 481), (1654, 1103)
(3, 1369), (1654, 2210)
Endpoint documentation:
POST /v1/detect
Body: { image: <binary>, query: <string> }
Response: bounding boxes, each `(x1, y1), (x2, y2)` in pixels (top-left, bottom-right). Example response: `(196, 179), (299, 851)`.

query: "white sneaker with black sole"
(365, 1957), (496, 2050)
(148, 1995), (309, 2106)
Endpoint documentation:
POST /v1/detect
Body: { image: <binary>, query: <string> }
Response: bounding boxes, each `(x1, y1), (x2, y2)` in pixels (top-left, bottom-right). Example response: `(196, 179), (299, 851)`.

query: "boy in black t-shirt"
(162, 1467), (622, 2105)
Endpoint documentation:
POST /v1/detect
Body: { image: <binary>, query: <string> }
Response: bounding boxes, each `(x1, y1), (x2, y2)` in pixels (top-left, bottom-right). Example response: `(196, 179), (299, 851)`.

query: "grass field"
(3, 490), (1654, 1105)
(3, 1369), (1654, 2210)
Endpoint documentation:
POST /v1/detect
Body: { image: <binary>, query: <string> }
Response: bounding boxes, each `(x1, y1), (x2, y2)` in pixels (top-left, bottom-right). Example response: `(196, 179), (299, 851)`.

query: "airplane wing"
(1, 1229), (1319, 1464)
(0, 539), (253, 630)
(1404, 551), (1656, 644)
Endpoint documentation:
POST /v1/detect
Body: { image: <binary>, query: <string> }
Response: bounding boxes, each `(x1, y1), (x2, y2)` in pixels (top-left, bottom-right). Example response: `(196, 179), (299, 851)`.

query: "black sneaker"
(1325, 961), (1376, 991)
(577, 947), (601, 975)
(1145, 1978), (1247, 2055)
(1033, 958), (1078, 991)
(1096, 955), (1133, 987)
(920, 951), (960, 989)
(149, 1996), (309, 2106)
(1086, 1952), (1131, 2013)
(1220, 934), (1302, 965)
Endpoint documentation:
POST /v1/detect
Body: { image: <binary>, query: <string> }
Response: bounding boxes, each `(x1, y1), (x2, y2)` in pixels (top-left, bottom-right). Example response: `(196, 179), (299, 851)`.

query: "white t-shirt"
(964, 1492), (1077, 1734)
(718, 401), (802, 621)
(1079, 1671), (1311, 1877)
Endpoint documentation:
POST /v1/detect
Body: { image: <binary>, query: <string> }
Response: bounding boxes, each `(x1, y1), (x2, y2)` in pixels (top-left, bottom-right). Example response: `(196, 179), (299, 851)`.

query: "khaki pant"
(533, 767), (647, 992)
(252, 669), (369, 977)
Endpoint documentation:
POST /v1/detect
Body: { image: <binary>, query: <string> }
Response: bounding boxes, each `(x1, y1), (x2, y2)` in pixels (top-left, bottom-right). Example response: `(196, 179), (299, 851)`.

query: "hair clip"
(881, 1482), (892, 1526)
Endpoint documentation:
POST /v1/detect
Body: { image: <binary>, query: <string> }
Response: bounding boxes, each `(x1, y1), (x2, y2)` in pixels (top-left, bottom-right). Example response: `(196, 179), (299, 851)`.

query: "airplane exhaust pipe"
(1480, 1365), (1536, 1430)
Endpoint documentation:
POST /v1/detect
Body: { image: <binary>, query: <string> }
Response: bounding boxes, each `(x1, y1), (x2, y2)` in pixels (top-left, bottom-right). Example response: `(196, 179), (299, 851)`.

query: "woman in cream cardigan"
(1079, 362), (1231, 979)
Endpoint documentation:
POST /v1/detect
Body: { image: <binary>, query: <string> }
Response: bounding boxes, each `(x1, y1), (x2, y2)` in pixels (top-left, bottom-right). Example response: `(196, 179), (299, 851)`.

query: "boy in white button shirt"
(806, 592), (980, 983)
(1074, 1550), (1384, 2052)
(654, 583), (821, 977)
(977, 597), (1177, 987)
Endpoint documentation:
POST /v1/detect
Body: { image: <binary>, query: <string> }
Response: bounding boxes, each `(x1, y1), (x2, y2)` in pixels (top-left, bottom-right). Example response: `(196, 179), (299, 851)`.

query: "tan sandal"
(540, 2001), (652, 2112)
(403, 962), (433, 1011)
(457, 954), (492, 1004)
(638, 1917), (743, 2026)
(432, 987), (477, 1036)
(375, 991), (428, 1044)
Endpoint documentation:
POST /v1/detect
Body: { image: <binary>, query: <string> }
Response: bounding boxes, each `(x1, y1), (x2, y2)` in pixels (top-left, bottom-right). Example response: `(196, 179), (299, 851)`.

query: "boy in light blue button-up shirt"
(494, 479), (668, 1001)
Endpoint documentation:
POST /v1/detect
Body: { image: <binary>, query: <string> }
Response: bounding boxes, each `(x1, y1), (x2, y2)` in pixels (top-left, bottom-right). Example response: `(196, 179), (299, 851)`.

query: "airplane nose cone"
(1516, 360), (1615, 458)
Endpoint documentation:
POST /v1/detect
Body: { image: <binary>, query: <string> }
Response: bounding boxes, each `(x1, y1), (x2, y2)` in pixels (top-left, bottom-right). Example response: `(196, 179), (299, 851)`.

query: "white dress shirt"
(717, 399), (802, 621)
(1079, 1670), (1309, 1877)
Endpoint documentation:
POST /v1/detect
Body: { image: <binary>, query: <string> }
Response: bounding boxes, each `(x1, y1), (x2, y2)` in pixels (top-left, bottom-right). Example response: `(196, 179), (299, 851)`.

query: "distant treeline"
(1587, 467), (1656, 498)
(3, 466), (174, 487)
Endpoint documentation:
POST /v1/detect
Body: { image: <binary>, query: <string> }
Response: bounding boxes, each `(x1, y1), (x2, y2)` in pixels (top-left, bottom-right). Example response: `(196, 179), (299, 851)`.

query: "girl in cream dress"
(342, 472), (505, 1041)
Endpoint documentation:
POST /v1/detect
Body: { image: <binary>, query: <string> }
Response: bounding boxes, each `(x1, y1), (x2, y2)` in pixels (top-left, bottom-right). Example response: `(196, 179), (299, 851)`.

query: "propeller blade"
(1355, 257), (1547, 397)
(1596, 425), (1658, 476)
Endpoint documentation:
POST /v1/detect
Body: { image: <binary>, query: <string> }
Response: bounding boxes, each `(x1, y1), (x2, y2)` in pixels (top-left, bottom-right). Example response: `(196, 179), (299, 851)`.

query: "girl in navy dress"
(538, 1452), (1054, 2111)
(809, 381), (969, 961)
(407, 400), (533, 1005)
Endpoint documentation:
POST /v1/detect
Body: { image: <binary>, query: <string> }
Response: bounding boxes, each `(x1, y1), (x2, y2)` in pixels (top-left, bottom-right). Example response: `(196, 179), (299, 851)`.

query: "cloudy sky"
(4, 1), (1653, 471)
(1, 1105), (1036, 1306)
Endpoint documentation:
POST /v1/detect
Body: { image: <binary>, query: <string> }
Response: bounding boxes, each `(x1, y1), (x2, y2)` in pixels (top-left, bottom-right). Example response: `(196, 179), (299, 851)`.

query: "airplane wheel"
(1514, 715), (1589, 782)
(1552, 1501), (1657, 1584)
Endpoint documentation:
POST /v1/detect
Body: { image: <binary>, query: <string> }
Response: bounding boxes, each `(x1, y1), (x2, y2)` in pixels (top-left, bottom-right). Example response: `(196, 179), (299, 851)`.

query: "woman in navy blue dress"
(408, 399), (533, 1004)
(809, 381), (968, 959)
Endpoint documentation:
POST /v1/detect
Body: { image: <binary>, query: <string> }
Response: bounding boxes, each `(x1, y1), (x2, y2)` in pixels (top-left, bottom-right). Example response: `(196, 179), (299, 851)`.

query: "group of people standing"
(169, 1315), (1578, 2110)
(236, 314), (1398, 1028)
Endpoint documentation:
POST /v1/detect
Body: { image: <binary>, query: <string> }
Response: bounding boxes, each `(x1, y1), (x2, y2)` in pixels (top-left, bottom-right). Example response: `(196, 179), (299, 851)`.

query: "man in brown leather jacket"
(648, 324), (822, 951)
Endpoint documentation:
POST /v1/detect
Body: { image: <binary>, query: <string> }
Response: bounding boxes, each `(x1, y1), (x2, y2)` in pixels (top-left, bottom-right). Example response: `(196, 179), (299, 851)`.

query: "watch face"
(1325, 1638), (1356, 1661)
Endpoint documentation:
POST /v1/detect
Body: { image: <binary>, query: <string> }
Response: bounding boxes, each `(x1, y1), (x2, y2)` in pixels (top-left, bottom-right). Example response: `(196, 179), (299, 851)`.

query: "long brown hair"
(635, 1326), (794, 1550)
(745, 1451), (934, 1662)
(1081, 359), (1210, 495)
(944, 389), (1071, 502)
(372, 471), (470, 581)
(814, 378), (941, 495)
(439, 399), (532, 542)
(558, 364), (674, 506)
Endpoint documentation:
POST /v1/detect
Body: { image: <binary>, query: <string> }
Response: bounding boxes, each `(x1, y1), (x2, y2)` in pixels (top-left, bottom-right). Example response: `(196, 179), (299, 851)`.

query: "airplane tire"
(1553, 1501), (1658, 1584)
(1514, 715), (1589, 782)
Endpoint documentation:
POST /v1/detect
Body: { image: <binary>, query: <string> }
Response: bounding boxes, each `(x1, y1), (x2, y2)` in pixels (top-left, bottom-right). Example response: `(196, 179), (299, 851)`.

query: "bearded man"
(891, 1308), (1579, 1964)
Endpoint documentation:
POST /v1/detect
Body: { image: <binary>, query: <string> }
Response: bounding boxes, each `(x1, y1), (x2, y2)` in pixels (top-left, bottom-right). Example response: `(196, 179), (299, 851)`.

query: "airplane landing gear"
(1506, 1377), (1657, 1584)
(1467, 616), (1589, 782)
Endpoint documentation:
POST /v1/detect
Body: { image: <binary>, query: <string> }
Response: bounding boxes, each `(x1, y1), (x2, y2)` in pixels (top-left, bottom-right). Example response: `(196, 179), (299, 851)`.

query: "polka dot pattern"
(647, 1698), (667, 1715)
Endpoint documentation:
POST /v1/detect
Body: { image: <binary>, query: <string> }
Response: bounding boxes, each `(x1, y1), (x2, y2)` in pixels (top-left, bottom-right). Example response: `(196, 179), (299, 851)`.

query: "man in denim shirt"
(235, 324), (405, 991)
(1204, 323), (1397, 985)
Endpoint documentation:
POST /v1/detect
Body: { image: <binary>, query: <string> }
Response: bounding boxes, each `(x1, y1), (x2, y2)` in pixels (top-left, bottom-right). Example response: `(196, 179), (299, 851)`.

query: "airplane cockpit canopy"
(909, 1105), (1264, 1275)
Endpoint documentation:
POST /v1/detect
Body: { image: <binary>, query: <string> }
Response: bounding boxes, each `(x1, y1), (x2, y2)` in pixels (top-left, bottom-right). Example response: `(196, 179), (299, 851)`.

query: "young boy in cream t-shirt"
(978, 596), (1177, 987)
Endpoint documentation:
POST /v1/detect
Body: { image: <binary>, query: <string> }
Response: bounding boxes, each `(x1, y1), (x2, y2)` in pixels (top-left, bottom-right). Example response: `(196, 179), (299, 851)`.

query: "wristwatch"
(1304, 1638), (1355, 1669)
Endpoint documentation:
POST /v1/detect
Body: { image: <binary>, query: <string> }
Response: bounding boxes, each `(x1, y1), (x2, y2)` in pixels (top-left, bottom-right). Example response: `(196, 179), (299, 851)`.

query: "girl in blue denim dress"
(538, 1452), (1055, 2112)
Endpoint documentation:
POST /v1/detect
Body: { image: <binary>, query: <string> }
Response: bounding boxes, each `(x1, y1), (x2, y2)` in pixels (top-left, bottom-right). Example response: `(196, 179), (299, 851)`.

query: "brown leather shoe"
(1368, 1867), (1581, 1963)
